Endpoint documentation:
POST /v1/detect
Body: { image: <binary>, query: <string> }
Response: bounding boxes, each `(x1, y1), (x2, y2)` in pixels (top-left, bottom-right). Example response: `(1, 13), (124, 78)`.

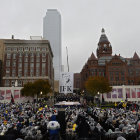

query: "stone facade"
(0, 38), (54, 87)
(75, 29), (140, 90)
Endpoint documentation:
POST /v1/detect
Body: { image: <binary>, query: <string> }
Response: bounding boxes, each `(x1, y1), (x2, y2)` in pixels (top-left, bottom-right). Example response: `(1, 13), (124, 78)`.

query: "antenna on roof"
(101, 28), (105, 34)
(12, 35), (14, 39)
(66, 46), (69, 72)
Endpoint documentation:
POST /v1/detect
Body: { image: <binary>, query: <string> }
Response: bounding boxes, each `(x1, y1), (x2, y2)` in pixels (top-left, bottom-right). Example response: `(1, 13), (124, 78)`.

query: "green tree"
(21, 79), (52, 97)
(85, 76), (112, 97)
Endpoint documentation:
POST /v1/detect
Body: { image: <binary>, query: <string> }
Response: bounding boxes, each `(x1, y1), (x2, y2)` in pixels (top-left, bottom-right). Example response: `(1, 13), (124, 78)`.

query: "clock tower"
(96, 28), (112, 58)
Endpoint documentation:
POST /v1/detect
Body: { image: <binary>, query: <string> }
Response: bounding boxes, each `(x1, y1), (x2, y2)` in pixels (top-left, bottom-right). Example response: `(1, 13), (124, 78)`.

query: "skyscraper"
(43, 9), (62, 81)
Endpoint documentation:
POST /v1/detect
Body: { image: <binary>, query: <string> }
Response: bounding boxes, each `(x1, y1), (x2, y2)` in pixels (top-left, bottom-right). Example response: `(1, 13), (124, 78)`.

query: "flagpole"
(66, 46), (69, 72)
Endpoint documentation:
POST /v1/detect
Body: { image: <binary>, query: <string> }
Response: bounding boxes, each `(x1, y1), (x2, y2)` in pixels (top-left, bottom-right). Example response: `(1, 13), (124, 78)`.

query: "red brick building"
(74, 29), (140, 90)
(0, 38), (54, 87)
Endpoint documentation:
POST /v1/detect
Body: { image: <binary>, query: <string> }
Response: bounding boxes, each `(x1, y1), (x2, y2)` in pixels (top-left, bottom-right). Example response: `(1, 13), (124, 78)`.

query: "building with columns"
(74, 29), (140, 90)
(0, 38), (54, 87)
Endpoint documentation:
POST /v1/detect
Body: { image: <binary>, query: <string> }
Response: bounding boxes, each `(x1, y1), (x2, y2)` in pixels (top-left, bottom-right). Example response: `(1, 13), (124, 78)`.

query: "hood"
(51, 115), (56, 121)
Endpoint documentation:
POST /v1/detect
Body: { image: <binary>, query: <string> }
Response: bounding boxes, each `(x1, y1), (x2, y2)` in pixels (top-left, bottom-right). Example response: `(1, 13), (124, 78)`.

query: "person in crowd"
(0, 100), (140, 140)
(47, 115), (60, 140)
(76, 115), (90, 139)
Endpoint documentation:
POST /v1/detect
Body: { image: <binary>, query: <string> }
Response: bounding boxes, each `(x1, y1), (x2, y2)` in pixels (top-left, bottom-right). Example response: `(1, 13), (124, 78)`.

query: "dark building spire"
(88, 52), (97, 60)
(97, 28), (112, 58)
(99, 28), (109, 43)
(133, 52), (139, 60)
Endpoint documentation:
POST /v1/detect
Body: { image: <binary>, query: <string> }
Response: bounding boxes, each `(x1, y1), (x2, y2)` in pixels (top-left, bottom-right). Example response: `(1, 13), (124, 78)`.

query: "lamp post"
(97, 92), (101, 107)
(40, 91), (42, 99)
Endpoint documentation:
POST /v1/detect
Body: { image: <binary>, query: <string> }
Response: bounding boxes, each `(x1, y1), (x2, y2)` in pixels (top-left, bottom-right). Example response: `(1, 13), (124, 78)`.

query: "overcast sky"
(0, 0), (140, 73)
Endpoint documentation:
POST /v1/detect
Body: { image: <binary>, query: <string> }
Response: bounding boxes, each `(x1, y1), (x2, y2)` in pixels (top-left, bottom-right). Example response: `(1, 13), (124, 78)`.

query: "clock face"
(104, 44), (107, 47)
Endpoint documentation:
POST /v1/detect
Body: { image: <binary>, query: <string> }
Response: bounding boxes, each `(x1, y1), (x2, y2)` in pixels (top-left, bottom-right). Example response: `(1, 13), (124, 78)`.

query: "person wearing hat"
(47, 115), (60, 140)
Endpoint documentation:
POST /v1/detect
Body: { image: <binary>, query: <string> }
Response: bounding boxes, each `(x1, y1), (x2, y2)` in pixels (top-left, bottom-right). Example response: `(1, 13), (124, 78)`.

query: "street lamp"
(40, 91), (42, 100)
(97, 92), (101, 107)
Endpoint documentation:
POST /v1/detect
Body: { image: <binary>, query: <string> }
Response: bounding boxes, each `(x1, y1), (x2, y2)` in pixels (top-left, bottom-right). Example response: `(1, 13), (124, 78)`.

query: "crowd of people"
(0, 100), (140, 140)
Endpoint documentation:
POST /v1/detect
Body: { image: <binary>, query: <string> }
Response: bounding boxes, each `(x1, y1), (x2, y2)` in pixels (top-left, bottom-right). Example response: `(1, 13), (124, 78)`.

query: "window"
(19, 53), (22, 57)
(109, 72), (113, 76)
(24, 58), (28, 62)
(19, 58), (22, 62)
(6, 53), (11, 59)
(42, 48), (46, 51)
(18, 73), (22, 77)
(30, 58), (34, 62)
(37, 47), (40, 51)
(42, 63), (46, 68)
(36, 69), (40, 74)
(12, 68), (16, 73)
(6, 47), (11, 51)
(6, 68), (10, 76)
(30, 69), (34, 73)
(18, 63), (22, 68)
(99, 72), (102, 76)
(25, 53), (28, 57)
(18, 47), (23, 51)
(110, 77), (113, 81)
(13, 48), (17, 51)
(115, 77), (119, 81)
(36, 63), (40, 68)
(115, 72), (119, 76)
(25, 47), (29, 51)
(5, 80), (10, 87)
(18, 68), (22, 74)
(30, 68), (34, 77)
(24, 69), (28, 77)
(30, 47), (35, 51)
(13, 53), (16, 59)
(42, 68), (46, 76)
(12, 69), (16, 77)
(6, 60), (10, 67)
(121, 71), (124, 75)
(36, 52), (40, 57)
(11, 80), (15, 86)
(136, 70), (139, 76)
(30, 53), (34, 57)
(121, 77), (125, 81)
(30, 63), (34, 68)
(24, 63), (28, 68)
(36, 57), (40, 62)
(18, 80), (22, 87)
(42, 53), (46, 57)
(12, 73), (16, 77)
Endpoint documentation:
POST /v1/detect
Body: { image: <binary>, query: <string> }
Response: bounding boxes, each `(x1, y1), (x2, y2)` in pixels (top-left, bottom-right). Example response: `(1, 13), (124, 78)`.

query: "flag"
(131, 88), (136, 98)
(11, 94), (14, 104)
(6, 90), (12, 99)
(0, 90), (5, 100)
(118, 88), (123, 98)
(112, 89), (117, 98)
(107, 92), (111, 98)
(14, 90), (20, 99)
(137, 88), (140, 98)
(126, 88), (130, 98)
